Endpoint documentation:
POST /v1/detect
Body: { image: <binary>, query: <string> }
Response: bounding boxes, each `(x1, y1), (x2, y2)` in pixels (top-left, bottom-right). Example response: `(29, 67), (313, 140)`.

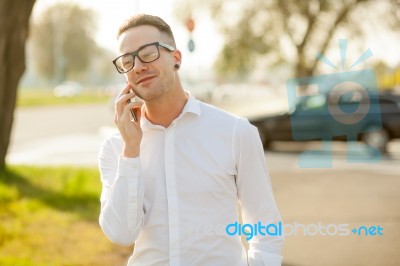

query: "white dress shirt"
(98, 95), (284, 266)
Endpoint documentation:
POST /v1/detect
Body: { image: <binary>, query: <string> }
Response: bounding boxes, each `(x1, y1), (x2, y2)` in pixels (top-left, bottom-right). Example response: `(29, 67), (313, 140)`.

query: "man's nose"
(133, 56), (147, 73)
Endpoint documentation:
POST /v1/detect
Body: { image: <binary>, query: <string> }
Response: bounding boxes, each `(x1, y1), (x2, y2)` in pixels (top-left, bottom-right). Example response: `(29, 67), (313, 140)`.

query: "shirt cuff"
(117, 156), (140, 178)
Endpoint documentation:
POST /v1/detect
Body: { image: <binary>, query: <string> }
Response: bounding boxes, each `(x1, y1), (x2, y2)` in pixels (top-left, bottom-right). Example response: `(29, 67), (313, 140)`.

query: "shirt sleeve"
(98, 134), (145, 246)
(233, 118), (284, 266)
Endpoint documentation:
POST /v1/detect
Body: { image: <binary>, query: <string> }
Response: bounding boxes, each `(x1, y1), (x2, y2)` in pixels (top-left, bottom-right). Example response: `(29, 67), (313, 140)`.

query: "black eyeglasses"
(112, 42), (175, 74)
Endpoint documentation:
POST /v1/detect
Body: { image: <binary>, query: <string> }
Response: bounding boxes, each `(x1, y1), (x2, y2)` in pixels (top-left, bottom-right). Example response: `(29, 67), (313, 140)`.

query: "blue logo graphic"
(225, 221), (384, 240)
(286, 39), (382, 168)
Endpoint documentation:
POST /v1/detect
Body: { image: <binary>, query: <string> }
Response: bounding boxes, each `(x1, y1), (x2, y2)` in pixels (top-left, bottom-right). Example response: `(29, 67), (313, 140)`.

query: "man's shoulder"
(197, 100), (254, 129)
(197, 100), (242, 122)
(195, 100), (259, 142)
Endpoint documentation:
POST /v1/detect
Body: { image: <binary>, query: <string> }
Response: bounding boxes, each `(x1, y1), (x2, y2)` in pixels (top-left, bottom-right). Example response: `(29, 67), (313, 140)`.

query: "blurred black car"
(250, 89), (400, 152)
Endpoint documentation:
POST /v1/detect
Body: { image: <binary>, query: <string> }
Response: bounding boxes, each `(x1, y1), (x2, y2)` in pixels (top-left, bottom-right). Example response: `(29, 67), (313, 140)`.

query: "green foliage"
(16, 89), (110, 107)
(0, 166), (132, 266)
(0, 183), (19, 203)
(0, 166), (101, 219)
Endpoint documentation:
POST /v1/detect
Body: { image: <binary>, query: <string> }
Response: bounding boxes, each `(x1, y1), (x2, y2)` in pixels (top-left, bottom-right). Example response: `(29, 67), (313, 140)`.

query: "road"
(265, 145), (400, 266)
(6, 102), (400, 266)
(7, 103), (115, 165)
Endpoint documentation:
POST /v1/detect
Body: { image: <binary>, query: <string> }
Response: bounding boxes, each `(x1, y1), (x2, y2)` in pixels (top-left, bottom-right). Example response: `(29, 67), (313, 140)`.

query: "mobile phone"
(128, 91), (138, 122)
(128, 99), (137, 121)
(125, 81), (141, 121)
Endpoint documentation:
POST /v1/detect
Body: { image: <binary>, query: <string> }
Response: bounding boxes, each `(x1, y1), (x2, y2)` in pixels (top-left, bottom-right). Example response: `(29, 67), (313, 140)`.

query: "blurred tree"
(175, 0), (400, 79)
(30, 2), (96, 83)
(87, 46), (121, 86)
(0, 0), (36, 170)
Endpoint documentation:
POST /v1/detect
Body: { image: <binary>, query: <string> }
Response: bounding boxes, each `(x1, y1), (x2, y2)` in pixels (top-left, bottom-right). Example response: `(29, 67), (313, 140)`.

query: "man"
(98, 14), (284, 266)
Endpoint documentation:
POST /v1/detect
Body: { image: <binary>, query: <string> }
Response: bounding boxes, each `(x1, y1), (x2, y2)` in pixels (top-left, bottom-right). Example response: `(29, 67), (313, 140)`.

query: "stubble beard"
(138, 72), (176, 103)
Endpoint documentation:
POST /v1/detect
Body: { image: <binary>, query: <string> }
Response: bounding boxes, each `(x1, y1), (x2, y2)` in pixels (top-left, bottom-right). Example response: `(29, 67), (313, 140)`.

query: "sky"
(31, 0), (223, 80)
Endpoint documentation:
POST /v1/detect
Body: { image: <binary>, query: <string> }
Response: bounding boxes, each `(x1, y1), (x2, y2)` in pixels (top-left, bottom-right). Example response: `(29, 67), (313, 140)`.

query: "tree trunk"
(294, 0), (365, 90)
(0, 0), (36, 170)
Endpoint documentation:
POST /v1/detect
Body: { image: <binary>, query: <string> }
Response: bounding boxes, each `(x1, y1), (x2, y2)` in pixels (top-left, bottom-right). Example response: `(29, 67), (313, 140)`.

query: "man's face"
(117, 25), (180, 101)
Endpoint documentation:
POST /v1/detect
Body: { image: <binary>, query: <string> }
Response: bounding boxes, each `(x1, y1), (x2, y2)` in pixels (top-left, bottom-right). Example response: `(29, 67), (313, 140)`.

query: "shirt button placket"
(165, 124), (180, 265)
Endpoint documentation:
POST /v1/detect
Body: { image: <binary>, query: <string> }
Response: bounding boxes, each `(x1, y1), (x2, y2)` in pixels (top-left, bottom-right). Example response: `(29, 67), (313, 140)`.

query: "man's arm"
(234, 118), (284, 266)
(98, 83), (145, 246)
(98, 135), (145, 246)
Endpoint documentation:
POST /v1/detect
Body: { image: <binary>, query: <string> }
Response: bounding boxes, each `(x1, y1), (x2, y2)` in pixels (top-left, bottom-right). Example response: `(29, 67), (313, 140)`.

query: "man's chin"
(136, 91), (161, 102)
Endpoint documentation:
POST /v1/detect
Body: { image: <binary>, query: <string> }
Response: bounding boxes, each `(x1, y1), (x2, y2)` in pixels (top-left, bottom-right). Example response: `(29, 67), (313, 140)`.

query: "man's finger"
(115, 85), (136, 116)
(121, 101), (143, 121)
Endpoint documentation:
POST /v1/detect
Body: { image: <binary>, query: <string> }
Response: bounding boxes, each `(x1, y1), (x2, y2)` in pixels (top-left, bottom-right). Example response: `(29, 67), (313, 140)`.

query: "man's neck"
(144, 88), (189, 128)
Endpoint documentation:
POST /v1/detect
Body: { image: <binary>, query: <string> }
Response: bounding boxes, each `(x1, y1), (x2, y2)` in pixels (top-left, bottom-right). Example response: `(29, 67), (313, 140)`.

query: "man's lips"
(136, 75), (156, 85)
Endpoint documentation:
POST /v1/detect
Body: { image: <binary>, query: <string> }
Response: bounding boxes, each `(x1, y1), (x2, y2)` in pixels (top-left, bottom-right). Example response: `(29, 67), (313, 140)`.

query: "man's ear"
(173, 49), (182, 70)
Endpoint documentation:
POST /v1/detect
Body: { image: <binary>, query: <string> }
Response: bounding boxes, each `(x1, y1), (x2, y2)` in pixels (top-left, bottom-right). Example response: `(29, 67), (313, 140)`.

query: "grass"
(0, 165), (132, 266)
(16, 89), (111, 107)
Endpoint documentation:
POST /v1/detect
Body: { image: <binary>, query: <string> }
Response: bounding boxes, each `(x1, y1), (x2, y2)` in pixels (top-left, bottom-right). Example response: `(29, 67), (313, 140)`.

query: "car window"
(379, 98), (396, 106)
(379, 98), (400, 112)
(341, 91), (362, 103)
(329, 90), (365, 105)
(301, 94), (326, 110)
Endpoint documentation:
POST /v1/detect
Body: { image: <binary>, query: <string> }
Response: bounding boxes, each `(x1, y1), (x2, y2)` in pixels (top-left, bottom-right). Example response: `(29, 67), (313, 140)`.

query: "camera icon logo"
(286, 39), (382, 168)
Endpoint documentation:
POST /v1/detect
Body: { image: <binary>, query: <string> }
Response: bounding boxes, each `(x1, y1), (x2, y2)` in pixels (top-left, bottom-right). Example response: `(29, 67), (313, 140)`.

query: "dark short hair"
(117, 14), (176, 48)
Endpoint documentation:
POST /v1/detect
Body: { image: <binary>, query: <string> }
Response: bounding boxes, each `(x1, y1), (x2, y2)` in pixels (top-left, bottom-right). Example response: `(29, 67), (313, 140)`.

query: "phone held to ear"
(125, 81), (141, 122)
(128, 87), (144, 122)
(128, 97), (138, 122)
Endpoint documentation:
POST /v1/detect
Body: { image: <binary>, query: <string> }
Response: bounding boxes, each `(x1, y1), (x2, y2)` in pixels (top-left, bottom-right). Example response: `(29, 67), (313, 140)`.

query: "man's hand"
(114, 84), (143, 158)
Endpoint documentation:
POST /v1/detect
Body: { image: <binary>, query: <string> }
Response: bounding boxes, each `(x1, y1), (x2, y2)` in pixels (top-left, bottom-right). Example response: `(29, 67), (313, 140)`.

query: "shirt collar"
(181, 91), (201, 117)
(140, 91), (201, 129)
